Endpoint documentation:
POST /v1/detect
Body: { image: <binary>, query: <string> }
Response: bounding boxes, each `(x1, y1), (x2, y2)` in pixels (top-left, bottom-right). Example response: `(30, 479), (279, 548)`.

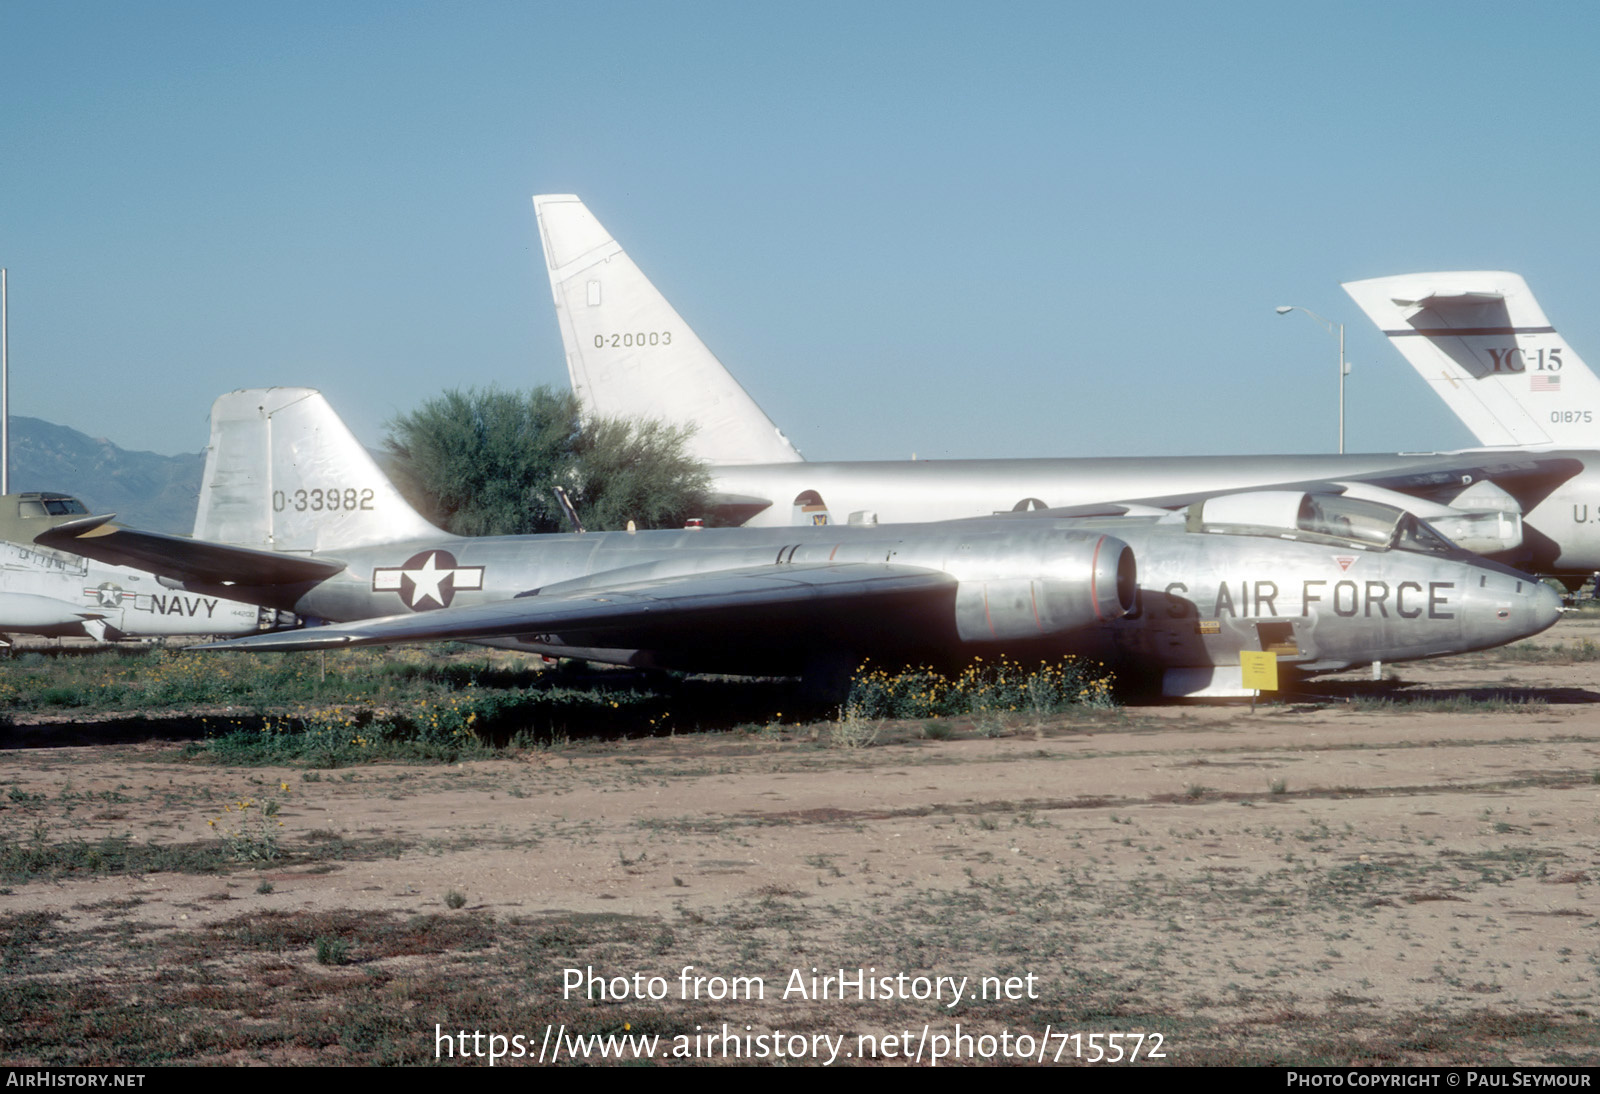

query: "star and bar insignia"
(372, 551), (485, 611)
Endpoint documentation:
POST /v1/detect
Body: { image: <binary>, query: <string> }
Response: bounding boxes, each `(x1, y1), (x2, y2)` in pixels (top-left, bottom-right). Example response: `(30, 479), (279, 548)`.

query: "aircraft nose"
(1489, 574), (1563, 643)
(1530, 579), (1564, 635)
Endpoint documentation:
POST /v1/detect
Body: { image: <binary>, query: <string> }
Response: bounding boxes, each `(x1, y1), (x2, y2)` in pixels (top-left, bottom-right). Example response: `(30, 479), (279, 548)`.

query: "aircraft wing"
(35, 517), (347, 586)
(1012, 454), (1585, 518)
(193, 562), (957, 652)
(1330, 454), (1582, 509)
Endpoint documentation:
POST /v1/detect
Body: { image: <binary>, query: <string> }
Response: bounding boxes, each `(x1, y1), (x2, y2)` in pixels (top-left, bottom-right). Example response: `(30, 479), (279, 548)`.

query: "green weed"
(314, 936), (351, 966)
(1496, 639), (1600, 663)
(829, 705), (882, 749)
(208, 787), (289, 863)
(1346, 694), (1547, 714)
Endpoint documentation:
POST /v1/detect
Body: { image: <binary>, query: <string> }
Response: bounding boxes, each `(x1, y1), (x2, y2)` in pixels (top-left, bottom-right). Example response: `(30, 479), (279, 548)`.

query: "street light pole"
(2, 268), (8, 495)
(1276, 304), (1347, 454)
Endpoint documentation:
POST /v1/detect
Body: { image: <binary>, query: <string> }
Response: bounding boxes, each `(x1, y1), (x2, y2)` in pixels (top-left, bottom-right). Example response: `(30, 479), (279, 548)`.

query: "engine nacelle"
(950, 533), (1136, 642)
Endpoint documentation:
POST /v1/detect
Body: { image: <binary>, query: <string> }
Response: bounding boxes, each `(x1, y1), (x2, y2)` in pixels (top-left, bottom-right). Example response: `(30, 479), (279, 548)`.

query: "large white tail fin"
(194, 388), (442, 553)
(1343, 271), (1600, 447)
(532, 194), (804, 466)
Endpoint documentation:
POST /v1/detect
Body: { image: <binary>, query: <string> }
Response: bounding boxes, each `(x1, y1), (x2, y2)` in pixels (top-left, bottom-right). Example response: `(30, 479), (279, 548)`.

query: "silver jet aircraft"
(531, 196), (1594, 581)
(35, 389), (1560, 697)
(0, 491), (283, 643)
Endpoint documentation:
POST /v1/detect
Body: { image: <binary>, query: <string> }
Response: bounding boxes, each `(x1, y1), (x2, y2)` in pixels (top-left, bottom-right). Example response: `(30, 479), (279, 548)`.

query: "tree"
(384, 386), (709, 536)
(570, 415), (713, 532)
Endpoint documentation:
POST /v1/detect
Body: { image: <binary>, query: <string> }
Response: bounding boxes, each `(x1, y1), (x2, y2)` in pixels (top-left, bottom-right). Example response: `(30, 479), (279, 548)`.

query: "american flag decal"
(1531, 374), (1561, 392)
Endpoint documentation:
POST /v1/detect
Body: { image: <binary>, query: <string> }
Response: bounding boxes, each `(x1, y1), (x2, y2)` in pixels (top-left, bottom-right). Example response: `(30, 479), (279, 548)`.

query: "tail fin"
(194, 388), (442, 553)
(532, 194), (804, 466)
(1343, 271), (1600, 447)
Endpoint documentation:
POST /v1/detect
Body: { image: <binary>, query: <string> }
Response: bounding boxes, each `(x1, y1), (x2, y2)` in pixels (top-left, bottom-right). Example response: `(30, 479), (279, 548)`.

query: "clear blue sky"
(3, 1), (1598, 461)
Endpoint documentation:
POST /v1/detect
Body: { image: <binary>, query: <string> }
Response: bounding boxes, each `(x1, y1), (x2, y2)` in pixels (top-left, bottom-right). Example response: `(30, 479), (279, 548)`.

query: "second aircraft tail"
(1343, 271), (1600, 448)
(533, 194), (804, 467)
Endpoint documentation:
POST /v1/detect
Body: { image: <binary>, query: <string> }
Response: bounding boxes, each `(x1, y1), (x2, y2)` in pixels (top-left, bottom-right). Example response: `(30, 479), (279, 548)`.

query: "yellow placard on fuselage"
(1239, 650), (1279, 691)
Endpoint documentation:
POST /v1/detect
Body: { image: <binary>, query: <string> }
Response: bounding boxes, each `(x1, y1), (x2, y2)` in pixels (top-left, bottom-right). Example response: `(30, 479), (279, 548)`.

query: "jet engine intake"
(953, 534), (1135, 642)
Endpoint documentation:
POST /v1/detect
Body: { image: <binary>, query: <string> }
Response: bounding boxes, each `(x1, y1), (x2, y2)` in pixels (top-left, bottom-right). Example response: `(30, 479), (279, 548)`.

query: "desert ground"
(3, 623), (1599, 1066)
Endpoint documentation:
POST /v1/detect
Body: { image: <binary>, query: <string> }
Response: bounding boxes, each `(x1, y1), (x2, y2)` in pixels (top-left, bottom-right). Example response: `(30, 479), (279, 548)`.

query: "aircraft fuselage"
(194, 511), (1557, 686)
(1, 538), (271, 641)
(710, 450), (1600, 577)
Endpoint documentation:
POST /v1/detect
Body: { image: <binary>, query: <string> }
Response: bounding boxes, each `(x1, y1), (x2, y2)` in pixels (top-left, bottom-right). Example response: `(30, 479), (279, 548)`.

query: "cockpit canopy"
(16, 493), (90, 519)
(1188, 491), (1459, 555)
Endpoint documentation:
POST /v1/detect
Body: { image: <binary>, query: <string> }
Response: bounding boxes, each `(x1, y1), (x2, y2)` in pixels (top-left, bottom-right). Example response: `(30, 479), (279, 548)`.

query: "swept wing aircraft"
(0, 491), (283, 643)
(531, 196), (1600, 581)
(35, 389), (1560, 697)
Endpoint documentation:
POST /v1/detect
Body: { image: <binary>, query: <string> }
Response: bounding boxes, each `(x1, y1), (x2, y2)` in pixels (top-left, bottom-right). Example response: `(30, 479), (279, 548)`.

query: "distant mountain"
(9, 416), (204, 534)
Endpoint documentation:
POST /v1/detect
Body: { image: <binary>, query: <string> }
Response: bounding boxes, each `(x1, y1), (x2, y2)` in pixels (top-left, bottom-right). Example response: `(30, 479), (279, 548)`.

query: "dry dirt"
(3, 625), (1600, 1066)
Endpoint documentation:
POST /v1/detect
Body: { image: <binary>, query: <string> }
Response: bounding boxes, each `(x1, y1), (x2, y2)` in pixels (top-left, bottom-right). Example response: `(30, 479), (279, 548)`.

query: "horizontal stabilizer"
(0, 592), (109, 629)
(36, 518), (347, 587)
(705, 492), (776, 525)
(195, 562), (955, 652)
(1388, 289), (1505, 309)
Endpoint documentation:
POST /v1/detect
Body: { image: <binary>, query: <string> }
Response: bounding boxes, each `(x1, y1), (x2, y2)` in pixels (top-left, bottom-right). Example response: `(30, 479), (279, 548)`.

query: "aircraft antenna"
(552, 485), (586, 534)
